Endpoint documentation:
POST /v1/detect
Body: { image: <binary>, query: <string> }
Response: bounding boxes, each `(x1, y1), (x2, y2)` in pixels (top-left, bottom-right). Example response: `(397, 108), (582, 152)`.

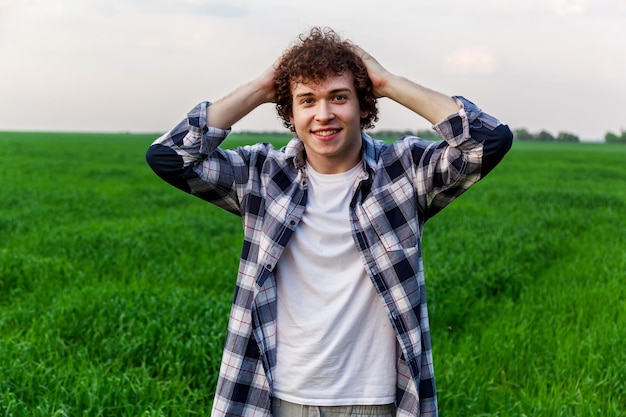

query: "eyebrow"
(294, 88), (353, 99)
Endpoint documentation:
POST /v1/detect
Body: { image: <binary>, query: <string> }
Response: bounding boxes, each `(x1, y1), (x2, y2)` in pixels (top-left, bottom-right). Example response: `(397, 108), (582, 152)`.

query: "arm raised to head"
(352, 45), (460, 126)
(204, 62), (277, 130)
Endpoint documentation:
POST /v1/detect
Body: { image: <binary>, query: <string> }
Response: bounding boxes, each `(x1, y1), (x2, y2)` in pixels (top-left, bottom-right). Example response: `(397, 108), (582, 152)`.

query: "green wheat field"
(1, 131), (625, 416)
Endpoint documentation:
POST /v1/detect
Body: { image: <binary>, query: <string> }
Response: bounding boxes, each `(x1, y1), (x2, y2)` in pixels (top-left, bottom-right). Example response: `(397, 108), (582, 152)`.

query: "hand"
(351, 45), (393, 98)
(255, 60), (279, 104)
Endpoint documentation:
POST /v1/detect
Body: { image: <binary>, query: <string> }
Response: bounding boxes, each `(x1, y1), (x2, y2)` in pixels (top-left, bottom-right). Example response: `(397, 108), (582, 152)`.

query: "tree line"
(371, 128), (626, 144)
(370, 128), (582, 142)
(371, 129), (441, 141)
(511, 128), (579, 142)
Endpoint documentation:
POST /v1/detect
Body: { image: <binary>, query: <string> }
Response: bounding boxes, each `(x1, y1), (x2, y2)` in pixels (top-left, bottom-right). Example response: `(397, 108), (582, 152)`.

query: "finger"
(351, 44), (372, 61)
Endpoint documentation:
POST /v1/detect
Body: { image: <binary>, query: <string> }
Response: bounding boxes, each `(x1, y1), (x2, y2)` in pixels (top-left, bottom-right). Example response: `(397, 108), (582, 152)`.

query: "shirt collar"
(284, 137), (306, 170)
(360, 132), (378, 173)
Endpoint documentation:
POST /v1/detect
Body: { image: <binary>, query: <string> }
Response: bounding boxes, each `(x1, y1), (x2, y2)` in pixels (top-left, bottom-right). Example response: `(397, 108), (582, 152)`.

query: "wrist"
(375, 73), (400, 99)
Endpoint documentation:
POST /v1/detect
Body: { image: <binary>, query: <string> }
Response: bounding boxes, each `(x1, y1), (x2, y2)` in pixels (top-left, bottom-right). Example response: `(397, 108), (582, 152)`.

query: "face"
(289, 72), (368, 174)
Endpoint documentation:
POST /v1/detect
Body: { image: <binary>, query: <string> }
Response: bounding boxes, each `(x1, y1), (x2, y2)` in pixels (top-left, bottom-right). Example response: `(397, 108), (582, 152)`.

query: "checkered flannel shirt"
(146, 96), (513, 417)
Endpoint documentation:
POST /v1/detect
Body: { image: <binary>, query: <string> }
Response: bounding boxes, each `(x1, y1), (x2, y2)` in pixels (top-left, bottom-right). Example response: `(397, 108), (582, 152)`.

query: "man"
(146, 27), (513, 417)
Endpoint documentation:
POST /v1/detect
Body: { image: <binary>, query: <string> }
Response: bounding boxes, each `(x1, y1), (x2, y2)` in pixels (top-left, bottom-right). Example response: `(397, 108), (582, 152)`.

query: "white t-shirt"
(273, 162), (397, 406)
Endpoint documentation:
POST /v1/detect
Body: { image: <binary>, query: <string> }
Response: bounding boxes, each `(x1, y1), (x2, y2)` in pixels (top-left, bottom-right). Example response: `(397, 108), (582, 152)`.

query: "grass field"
(1, 131), (624, 416)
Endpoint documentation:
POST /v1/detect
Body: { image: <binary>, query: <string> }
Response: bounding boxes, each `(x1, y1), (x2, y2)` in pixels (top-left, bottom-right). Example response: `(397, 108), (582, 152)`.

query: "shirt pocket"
(362, 176), (420, 252)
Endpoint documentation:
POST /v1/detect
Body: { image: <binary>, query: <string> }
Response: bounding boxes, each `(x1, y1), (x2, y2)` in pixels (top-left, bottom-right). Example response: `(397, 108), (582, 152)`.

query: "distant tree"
(372, 129), (412, 139)
(415, 129), (439, 140)
(369, 130), (392, 139)
(556, 131), (580, 142)
(605, 130), (626, 144)
(513, 128), (535, 141)
(536, 130), (555, 142)
(605, 132), (620, 143)
(372, 129), (439, 140)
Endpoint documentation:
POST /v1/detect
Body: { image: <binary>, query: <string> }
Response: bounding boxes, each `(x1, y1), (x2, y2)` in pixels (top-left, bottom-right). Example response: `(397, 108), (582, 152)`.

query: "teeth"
(316, 130), (338, 137)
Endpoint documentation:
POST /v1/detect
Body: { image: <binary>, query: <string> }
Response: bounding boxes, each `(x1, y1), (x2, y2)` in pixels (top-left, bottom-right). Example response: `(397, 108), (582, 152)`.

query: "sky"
(1, 0), (625, 141)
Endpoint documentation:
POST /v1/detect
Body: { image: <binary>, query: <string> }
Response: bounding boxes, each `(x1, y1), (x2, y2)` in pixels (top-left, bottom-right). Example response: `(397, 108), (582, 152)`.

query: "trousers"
(271, 398), (396, 417)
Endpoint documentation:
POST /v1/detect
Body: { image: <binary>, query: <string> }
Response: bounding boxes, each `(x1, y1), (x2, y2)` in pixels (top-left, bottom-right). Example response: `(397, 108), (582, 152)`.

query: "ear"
(289, 113), (295, 127)
(360, 109), (369, 119)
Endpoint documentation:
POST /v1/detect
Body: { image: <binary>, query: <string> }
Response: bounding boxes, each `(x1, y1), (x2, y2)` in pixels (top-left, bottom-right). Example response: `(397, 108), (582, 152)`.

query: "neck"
(306, 152), (362, 174)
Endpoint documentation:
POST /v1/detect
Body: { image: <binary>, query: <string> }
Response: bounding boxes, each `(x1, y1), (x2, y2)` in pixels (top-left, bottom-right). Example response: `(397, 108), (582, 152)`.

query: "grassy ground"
(424, 141), (626, 416)
(0, 132), (624, 416)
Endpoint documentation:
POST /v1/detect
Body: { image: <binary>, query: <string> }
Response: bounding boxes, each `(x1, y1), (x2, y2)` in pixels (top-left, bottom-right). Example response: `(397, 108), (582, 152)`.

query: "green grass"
(1, 132), (624, 416)
(426, 141), (626, 416)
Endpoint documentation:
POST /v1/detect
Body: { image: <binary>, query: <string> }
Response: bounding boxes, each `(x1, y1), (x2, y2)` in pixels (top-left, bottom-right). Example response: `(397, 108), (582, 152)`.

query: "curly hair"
(274, 27), (378, 132)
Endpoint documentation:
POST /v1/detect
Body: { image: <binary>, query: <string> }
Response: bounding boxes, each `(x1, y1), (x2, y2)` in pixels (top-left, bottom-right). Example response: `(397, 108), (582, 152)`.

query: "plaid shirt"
(146, 97), (513, 417)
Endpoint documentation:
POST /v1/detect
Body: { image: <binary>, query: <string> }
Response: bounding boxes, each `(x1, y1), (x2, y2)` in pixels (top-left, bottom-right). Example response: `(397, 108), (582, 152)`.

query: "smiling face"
(289, 72), (368, 174)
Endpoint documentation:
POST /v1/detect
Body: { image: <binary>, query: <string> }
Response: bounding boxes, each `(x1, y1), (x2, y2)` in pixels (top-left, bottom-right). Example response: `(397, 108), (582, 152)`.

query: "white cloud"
(486, 0), (540, 14)
(551, 0), (588, 15)
(442, 46), (499, 75)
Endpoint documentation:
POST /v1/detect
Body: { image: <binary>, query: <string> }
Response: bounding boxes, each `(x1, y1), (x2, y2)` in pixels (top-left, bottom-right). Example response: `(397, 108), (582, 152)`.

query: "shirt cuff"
(190, 101), (231, 155)
(432, 96), (482, 146)
(452, 96), (482, 121)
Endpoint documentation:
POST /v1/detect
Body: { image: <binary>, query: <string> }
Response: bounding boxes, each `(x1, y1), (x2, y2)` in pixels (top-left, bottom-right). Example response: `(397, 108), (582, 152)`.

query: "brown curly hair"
(274, 27), (378, 132)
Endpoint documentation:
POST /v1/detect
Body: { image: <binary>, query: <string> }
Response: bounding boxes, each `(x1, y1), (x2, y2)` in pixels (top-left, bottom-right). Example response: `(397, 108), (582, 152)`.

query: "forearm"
(377, 74), (460, 126)
(206, 64), (276, 130)
(206, 79), (274, 130)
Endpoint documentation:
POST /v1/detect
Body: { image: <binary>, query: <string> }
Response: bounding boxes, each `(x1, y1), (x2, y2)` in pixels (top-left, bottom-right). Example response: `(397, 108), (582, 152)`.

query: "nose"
(315, 100), (335, 122)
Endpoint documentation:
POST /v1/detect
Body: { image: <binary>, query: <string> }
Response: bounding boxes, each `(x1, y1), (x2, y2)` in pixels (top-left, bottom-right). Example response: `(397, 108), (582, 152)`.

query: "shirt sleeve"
(145, 101), (245, 216)
(416, 96), (513, 219)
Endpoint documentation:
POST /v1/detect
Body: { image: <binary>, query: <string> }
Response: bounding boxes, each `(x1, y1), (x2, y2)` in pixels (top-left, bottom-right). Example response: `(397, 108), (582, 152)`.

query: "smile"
(314, 129), (340, 137)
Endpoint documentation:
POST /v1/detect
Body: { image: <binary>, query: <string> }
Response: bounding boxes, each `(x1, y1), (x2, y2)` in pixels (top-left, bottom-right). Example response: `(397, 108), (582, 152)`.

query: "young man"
(146, 27), (513, 417)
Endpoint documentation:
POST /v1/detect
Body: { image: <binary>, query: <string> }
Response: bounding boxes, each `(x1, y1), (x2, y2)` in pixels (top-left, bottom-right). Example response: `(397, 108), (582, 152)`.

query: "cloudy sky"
(1, 0), (624, 140)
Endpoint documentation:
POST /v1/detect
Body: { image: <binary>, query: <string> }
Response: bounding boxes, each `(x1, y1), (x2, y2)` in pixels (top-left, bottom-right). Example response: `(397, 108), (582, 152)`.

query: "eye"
(333, 94), (348, 102)
(300, 98), (314, 105)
